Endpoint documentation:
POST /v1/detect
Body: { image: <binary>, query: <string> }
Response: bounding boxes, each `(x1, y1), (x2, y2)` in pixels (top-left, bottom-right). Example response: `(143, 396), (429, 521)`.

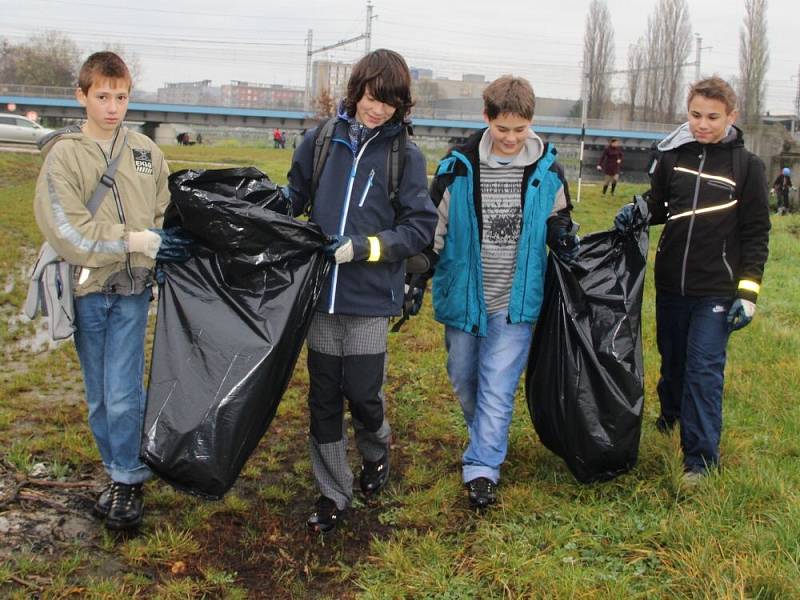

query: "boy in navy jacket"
(287, 49), (436, 532)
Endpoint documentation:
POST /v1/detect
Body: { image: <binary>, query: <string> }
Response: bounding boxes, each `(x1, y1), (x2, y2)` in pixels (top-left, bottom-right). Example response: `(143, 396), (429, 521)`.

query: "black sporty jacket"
(648, 124), (770, 303)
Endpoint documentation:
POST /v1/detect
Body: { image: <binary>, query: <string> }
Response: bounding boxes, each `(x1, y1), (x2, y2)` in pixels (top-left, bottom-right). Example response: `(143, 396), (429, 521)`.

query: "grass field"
(1, 144), (799, 599)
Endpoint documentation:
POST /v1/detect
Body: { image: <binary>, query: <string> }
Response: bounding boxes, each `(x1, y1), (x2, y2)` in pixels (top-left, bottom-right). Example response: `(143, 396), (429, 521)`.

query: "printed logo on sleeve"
(133, 149), (153, 175)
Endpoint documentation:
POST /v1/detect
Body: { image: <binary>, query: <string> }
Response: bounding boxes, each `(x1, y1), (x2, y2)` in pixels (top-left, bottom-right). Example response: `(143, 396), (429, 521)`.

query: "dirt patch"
(0, 461), (104, 562)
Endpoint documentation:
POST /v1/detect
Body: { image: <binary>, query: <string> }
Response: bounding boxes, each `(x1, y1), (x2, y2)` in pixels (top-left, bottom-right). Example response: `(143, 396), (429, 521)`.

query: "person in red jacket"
(596, 138), (624, 195)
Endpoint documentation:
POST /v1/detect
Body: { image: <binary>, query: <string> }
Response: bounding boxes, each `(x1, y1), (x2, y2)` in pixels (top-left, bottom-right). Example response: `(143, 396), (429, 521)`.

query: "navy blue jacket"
(288, 117), (437, 316)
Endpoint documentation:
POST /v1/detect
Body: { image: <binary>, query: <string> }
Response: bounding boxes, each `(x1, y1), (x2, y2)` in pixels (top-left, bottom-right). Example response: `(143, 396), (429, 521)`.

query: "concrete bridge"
(2, 89), (679, 182)
(1, 91), (672, 148)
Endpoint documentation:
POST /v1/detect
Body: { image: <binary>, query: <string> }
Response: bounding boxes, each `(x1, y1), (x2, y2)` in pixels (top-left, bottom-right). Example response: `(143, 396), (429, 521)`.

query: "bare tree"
(313, 87), (336, 120)
(639, 0), (692, 122)
(0, 31), (80, 87)
(738, 0), (769, 124)
(625, 38), (646, 121)
(583, 0), (615, 119)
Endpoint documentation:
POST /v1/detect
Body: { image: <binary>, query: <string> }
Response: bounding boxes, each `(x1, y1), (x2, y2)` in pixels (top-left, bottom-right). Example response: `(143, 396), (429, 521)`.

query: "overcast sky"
(3, 0), (798, 113)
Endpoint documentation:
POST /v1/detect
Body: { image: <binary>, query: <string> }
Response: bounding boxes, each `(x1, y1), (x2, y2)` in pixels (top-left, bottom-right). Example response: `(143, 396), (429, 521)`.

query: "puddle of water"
(8, 312), (63, 353)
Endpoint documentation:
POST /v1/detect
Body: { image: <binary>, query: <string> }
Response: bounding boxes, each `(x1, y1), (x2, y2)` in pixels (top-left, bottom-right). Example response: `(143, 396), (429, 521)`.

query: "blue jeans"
(445, 313), (534, 484)
(74, 291), (152, 485)
(656, 292), (731, 472)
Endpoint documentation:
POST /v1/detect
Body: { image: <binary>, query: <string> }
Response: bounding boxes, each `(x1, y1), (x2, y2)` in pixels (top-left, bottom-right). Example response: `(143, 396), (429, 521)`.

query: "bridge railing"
(1, 83), (680, 134)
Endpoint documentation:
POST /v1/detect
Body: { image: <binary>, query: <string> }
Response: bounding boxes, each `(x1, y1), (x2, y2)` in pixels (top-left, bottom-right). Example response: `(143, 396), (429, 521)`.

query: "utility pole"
(304, 2), (377, 112)
(577, 67), (589, 203)
(794, 64), (800, 135)
(693, 34), (712, 81)
(365, 1), (374, 54)
(305, 29), (313, 112)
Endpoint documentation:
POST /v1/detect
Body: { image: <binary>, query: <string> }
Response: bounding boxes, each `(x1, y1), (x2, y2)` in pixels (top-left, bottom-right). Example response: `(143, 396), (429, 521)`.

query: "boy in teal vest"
(430, 75), (578, 509)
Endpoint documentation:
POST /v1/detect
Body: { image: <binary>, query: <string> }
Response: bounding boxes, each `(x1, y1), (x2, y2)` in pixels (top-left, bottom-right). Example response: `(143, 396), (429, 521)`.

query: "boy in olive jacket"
(33, 52), (170, 530)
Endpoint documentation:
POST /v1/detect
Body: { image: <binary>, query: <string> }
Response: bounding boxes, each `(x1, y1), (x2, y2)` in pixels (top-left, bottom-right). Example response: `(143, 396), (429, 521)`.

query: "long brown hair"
(344, 49), (414, 123)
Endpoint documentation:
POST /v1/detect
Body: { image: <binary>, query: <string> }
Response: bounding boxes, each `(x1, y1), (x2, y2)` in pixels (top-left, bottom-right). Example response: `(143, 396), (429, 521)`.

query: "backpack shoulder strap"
(309, 117), (338, 213)
(731, 145), (750, 201)
(85, 133), (128, 216)
(386, 125), (409, 215)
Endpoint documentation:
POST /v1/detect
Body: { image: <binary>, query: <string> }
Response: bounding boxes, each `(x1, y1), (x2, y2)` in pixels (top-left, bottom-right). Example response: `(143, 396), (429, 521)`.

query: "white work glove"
(324, 236), (354, 264)
(127, 230), (162, 259)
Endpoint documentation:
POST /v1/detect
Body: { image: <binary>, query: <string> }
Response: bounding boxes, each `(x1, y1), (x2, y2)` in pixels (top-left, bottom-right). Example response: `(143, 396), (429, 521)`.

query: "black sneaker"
(105, 483), (144, 531)
(92, 482), (115, 519)
(466, 477), (497, 509)
(307, 496), (343, 533)
(655, 415), (678, 433)
(360, 452), (390, 496)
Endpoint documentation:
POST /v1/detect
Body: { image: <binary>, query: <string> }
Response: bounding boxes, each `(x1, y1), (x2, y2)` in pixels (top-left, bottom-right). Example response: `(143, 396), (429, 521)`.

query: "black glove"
(614, 203), (636, 233)
(551, 227), (580, 265)
(151, 226), (195, 263)
(407, 284), (425, 316)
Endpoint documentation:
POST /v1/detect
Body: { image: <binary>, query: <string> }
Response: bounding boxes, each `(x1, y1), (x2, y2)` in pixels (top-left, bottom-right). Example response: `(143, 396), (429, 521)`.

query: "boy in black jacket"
(616, 76), (770, 483)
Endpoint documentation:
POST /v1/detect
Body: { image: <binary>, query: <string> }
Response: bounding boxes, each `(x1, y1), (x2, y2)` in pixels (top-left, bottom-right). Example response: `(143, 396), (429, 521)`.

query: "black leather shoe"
(307, 496), (343, 533)
(655, 415), (678, 433)
(92, 482), (114, 519)
(105, 483), (144, 531)
(360, 452), (390, 496)
(466, 477), (497, 509)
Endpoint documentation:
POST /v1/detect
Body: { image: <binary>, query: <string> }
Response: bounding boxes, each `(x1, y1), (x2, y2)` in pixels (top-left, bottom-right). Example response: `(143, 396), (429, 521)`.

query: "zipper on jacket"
(680, 148), (706, 295)
(358, 169), (376, 207)
(721, 239), (734, 282)
(328, 130), (381, 313)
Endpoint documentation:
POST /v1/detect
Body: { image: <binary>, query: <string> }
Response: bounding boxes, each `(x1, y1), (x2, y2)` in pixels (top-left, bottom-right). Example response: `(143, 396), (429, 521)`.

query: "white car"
(0, 113), (53, 144)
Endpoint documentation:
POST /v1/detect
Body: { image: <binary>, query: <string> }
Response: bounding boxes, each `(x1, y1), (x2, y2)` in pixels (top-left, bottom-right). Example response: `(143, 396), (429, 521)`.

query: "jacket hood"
(38, 124), (83, 157)
(38, 124), (131, 158)
(658, 122), (742, 152)
(452, 128), (546, 167)
(478, 127), (544, 167)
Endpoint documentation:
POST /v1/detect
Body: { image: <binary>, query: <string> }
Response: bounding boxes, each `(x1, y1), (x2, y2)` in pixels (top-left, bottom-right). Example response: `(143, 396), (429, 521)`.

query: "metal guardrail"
(0, 83), (677, 134)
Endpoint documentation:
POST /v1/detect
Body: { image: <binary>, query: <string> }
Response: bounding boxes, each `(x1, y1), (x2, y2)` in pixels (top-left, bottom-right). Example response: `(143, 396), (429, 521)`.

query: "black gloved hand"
(152, 226), (195, 263)
(551, 227), (580, 265)
(408, 285), (426, 316)
(614, 203), (636, 233)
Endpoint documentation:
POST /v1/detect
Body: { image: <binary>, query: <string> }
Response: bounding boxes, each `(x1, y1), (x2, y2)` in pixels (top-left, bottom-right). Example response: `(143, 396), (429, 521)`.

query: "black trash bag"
(142, 168), (329, 499)
(525, 197), (650, 483)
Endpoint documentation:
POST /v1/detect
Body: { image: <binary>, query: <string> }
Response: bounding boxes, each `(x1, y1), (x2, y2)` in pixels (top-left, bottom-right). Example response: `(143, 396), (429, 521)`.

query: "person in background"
(597, 138), (624, 195)
(615, 76), (770, 484)
(429, 75), (578, 509)
(773, 167), (793, 215)
(286, 49), (437, 533)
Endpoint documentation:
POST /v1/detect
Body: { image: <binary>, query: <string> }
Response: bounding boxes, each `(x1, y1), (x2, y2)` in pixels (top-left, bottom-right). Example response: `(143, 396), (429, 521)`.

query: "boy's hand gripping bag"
(142, 168), (329, 499)
(525, 197), (650, 483)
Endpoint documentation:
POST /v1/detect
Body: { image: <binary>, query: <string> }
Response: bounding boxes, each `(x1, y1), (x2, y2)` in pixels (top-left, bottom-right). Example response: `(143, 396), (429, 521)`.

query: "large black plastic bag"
(526, 197), (650, 483)
(142, 168), (329, 499)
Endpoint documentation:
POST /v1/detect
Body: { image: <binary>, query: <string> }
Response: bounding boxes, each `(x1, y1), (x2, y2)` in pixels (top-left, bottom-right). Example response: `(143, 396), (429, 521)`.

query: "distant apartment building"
(410, 67), (433, 81)
(410, 69), (577, 120)
(157, 80), (221, 105)
(221, 81), (304, 109)
(311, 60), (353, 103)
